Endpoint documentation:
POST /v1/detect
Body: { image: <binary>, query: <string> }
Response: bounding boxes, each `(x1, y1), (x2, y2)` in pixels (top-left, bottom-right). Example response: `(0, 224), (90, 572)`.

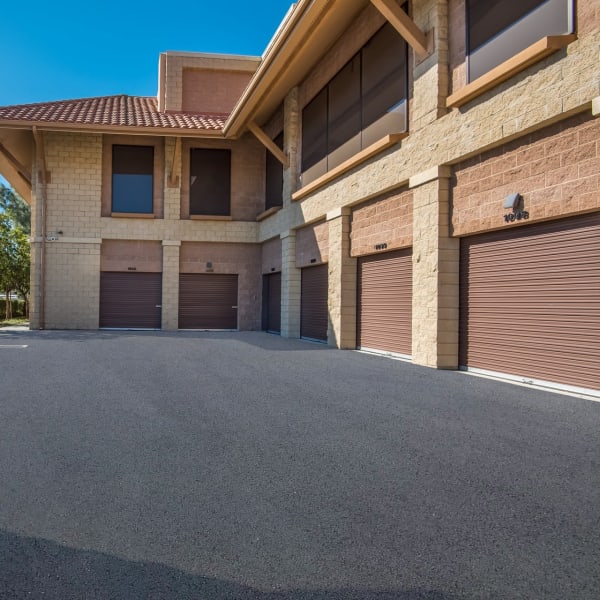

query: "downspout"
(32, 126), (47, 330)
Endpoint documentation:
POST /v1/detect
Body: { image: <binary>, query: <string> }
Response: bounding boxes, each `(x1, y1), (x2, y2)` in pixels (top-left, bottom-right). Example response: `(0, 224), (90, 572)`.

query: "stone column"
(161, 241), (181, 330)
(282, 87), (300, 205)
(327, 207), (357, 349)
(411, 167), (459, 368)
(280, 229), (301, 338)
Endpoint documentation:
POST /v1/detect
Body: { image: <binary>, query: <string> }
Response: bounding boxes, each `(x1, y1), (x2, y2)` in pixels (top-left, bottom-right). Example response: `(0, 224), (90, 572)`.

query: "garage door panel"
(301, 264), (328, 341)
(460, 212), (600, 391)
(358, 249), (412, 355)
(179, 274), (238, 329)
(100, 272), (162, 329)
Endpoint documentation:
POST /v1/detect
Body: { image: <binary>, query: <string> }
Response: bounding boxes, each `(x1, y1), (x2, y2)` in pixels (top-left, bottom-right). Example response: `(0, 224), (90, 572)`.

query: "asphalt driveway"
(0, 330), (598, 599)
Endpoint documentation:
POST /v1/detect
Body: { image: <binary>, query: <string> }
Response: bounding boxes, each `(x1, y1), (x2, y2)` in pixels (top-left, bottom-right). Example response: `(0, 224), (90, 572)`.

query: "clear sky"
(0, 0), (294, 107)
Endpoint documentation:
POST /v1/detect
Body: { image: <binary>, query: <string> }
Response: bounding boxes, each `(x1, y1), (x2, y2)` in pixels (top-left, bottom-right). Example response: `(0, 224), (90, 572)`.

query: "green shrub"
(0, 298), (25, 318)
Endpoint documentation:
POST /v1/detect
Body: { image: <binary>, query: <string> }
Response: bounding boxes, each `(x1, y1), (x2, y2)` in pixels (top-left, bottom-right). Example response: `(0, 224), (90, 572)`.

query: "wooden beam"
(370, 0), (430, 59)
(0, 141), (31, 185)
(247, 121), (289, 167)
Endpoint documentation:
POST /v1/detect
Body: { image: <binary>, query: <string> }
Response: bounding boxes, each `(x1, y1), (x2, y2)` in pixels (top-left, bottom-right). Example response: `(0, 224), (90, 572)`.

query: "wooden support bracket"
(0, 141), (32, 185)
(370, 0), (432, 60)
(248, 121), (289, 168)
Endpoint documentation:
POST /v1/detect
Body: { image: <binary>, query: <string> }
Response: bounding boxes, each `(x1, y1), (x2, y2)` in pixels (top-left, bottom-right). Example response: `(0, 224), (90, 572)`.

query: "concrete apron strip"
(0, 345), (28, 349)
(460, 367), (600, 403)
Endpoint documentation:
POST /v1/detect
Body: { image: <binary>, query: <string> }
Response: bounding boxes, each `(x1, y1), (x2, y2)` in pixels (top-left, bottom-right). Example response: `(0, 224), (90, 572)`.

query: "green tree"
(0, 214), (30, 319)
(0, 183), (30, 234)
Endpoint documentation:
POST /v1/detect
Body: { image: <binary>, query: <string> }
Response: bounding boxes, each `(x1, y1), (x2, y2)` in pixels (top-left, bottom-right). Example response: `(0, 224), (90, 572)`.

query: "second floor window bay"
(467, 0), (575, 81)
(301, 22), (408, 186)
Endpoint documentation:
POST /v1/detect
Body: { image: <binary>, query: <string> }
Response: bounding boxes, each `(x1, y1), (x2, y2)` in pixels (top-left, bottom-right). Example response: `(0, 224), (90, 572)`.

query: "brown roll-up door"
(179, 273), (238, 329)
(301, 264), (328, 341)
(460, 212), (600, 392)
(262, 272), (281, 333)
(357, 249), (412, 355)
(99, 272), (162, 329)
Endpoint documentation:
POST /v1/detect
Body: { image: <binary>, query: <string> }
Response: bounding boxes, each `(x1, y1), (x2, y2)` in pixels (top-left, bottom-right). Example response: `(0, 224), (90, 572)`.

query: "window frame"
(184, 147), (232, 218)
(300, 21), (408, 186)
(101, 135), (164, 218)
(465, 0), (575, 82)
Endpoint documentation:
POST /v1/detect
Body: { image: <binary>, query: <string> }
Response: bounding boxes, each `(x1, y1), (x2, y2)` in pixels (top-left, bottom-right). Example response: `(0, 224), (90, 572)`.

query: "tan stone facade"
(2, 0), (599, 392)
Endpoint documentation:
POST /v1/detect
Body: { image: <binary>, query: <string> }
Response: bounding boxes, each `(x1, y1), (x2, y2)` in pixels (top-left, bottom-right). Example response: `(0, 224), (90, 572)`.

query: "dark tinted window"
(327, 56), (361, 155)
(302, 88), (327, 173)
(468, 0), (549, 52)
(190, 148), (231, 216)
(265, 132), (284, 210)
(362, 23), (408, 129)
(112, 145), (153, 213)
(301, 21), (408, 182)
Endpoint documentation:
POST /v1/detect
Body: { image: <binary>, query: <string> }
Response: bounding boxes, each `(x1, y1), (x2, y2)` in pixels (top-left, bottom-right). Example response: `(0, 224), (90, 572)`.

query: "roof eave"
(224, 0), (369, 138)
(0, 121), (225, 138)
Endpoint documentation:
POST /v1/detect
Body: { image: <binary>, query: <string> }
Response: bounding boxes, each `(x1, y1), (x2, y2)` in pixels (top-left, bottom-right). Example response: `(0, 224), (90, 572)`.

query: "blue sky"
(0, 0), (293, 107)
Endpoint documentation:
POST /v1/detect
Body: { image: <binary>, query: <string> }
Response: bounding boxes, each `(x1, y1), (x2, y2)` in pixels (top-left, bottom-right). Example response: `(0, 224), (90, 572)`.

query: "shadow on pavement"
(0, 329), (333, 352)
(0, 530), (459, 600)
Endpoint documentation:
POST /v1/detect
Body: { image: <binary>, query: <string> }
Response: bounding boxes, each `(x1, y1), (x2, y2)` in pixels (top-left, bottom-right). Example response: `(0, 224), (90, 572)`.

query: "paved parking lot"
(0, 329), (598, 599)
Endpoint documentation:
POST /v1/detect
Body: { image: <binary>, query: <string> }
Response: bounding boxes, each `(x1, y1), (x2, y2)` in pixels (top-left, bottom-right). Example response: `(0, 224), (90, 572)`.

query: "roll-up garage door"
(99, 272), (162, 329)
(179, 274), (238, 329)
(301, 264), (328, 341)
(460, 212), (600, 393)
(262, 272), (281, 333)
(357, 249), (412, 356)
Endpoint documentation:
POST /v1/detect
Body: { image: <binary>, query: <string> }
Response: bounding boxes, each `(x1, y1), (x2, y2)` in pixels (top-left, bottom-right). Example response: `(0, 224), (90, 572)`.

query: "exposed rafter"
(370, 0), (432, 59)
(0, 141), (31, 185)
(247, 121), (289, 167)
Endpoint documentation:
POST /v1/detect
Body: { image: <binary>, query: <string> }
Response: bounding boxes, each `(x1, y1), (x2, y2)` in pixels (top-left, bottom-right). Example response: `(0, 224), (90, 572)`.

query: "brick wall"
(100, 240), (162, 272)
(179, 242), (261, 330)
(295, 220), (329, 267)
(452, 112), (600, 236)
(182, 69), (254, 114)
(350, 188), (413, 257)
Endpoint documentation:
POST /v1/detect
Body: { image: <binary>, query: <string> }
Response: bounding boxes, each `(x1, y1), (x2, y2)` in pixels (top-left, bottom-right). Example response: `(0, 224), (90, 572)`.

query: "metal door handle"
(232, 306), (238, 309)
(156, 305), (162, 308)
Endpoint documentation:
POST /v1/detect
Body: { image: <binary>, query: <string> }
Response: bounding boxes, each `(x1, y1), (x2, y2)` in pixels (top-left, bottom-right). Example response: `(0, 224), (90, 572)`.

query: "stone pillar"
(411, 166), (459, 368)
(280, 229), (301, 338)
(164, 137), (181, 221)
(161, 241), (181, 330)
(282, 87), (300, 205)
(29, 241), (42, 329)
(411, 0), (449, 130)
(327, 207), (357, 349)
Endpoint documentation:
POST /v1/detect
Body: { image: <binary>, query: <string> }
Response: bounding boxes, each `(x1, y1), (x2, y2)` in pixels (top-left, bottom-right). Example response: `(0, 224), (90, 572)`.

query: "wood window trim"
(189, 215), (233, 221)
(110, 212), (155, 219)
(447, 35), (577, 108)
(293, 133), (407, 202)
(256, 206), (281, 222)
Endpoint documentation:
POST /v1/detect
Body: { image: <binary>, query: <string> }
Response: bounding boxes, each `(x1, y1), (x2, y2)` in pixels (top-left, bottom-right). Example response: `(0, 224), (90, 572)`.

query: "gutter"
(32, 127), (47, 330)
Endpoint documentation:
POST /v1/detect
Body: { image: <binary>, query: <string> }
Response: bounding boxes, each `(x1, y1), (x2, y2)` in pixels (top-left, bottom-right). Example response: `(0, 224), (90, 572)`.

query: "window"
(301, 22), (408, 186)
(265, 133), (284, 210)
(467, 0), (574, 81)
(112, 145), (154, 213)
(190, 148), (231, 216)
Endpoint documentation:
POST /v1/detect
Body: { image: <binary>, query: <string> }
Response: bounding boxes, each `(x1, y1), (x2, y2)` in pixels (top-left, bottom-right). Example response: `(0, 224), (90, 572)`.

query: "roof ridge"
(0, 94), (158, 111)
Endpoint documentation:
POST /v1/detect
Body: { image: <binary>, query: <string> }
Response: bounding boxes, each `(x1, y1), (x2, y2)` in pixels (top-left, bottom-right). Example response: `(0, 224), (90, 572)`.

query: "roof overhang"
(224, 0), (370, 137)
(0, 121), (225, 138)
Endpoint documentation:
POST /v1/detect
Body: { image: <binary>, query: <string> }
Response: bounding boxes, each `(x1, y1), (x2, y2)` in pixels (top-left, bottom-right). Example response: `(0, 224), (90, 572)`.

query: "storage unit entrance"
(99, 240), (163, 329)
(179, 273), (238, 329)
(459, 213), (600, 393)
(300, 264), (328, 341)
(262, 272), (281, 333)
(357, 249), (412, 356)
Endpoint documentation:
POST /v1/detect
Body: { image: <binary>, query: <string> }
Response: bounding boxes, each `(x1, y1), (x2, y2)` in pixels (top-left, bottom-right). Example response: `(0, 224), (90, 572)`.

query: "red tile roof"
(0, 95), (226, 131)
